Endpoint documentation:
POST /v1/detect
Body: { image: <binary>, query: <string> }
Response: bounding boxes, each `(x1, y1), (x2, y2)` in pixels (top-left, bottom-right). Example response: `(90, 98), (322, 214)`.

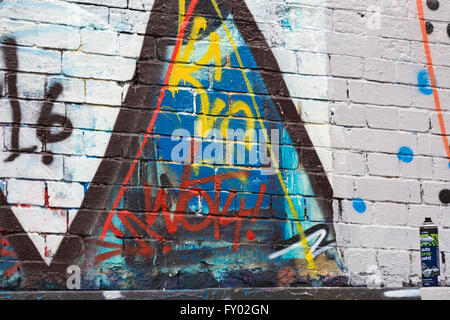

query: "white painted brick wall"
(298, 100), (330, 124)
(85, 80), (123, 106)
(6, 179), (45, 206)
(4, 126), (43, 152)
(0, 154), (64, 180)
(6, 0), (110, 28)
(327, 0), (450, 287)
(398, 109), (430, 132)
(0, 47), (61, 74)
(62, 52), (136, 81)
(109, 8), (150, 33)
(330, 55), (363, 78)
(349, 81), (412, 106)
(65, 104), (119, 132)
(128, 0), (156, 11)
(64, 0), (128, 8)
(81, 29), (119, 56)
(340, 199), (374, 224)
(356, 177), (421, 203)
(64, 156), (103, 183)
(118, 33), (146, 58)
(377, 249), (411, 287)
(373, 202), (409, 226)
(9, 73), (46, 99)
(47, 77), (85, 104)
(47, 181), (85, 208)
(0, 100), (65, 125)
(332, 103), (366, 127)
(333, 151), (366, 176)
(343, 248), (377, 275)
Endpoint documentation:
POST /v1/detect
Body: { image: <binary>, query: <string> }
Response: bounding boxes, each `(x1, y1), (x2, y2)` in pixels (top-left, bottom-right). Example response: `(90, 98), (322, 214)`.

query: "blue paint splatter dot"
(280, 7), (292, 30)
(397, 146), (414, 163)
(353, 198), (367, 213)
(281, 17), (292, 31)
(418, 70), (433, 95)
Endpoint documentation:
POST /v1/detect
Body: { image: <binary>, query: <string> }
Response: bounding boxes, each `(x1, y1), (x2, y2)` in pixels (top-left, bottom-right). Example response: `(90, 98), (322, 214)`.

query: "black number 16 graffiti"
(1, 38), (73, 165)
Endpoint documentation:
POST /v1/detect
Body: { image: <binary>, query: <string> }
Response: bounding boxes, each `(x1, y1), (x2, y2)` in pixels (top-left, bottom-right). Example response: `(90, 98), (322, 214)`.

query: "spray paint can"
(420, 217), (440, 287)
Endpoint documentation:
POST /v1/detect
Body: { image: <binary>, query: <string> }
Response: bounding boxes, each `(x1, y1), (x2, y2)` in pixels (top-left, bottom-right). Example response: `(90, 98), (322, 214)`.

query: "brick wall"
(0, 0), (448, 290)
(327, 0), (450, 287)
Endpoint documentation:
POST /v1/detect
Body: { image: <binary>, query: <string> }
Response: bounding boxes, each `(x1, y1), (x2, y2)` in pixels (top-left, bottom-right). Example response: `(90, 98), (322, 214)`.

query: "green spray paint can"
(420, 217), (440, 287)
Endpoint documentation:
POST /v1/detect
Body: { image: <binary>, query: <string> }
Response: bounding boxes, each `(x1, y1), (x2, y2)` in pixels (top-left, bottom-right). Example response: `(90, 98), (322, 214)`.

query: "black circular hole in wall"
(426, 21), (434, 34)
(427, 0), (440, 11)
(42, 154), (54, 165)
(439, 189), (450, 204)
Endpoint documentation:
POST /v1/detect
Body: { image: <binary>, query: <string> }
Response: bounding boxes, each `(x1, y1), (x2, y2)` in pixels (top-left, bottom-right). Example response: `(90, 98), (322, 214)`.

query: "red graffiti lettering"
(98, 164), (267, 261)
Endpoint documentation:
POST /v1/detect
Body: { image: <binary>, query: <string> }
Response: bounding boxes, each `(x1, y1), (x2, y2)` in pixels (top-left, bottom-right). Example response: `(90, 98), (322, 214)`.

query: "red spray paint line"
(416, 0), (450, 162)
(4, 263), (19, 278)
(100, 0), (199, 240)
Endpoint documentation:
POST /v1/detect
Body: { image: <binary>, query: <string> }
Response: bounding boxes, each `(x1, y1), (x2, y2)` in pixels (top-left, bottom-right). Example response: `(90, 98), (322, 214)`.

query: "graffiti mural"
(0, 0), (346, 290)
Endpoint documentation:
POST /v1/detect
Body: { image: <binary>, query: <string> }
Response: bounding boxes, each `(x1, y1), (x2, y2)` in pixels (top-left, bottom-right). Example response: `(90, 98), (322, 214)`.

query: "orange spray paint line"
(416, 0), (450, 162)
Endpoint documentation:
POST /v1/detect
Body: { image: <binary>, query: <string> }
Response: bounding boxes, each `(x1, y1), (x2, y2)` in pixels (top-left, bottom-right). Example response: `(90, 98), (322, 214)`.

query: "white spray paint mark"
(366, 265), (383, 289)
(367, 5), (382, 30)
(384, 289), (421, 299)
(103, 291), (123, 300)
(268, 229), (333, 260)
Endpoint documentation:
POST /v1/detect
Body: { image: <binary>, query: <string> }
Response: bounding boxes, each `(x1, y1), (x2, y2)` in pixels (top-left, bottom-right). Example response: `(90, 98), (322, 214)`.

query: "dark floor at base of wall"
(0, 287), (425, 300)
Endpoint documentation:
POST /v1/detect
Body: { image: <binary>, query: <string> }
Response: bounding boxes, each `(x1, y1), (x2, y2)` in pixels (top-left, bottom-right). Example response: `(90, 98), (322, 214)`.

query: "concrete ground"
(0, 287), (449, 300)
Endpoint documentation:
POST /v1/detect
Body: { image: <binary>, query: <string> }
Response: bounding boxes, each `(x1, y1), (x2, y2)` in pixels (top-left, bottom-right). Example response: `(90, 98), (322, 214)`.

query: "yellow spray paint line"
(178, 0), (185, 35)
(209, 0), (317, 275)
